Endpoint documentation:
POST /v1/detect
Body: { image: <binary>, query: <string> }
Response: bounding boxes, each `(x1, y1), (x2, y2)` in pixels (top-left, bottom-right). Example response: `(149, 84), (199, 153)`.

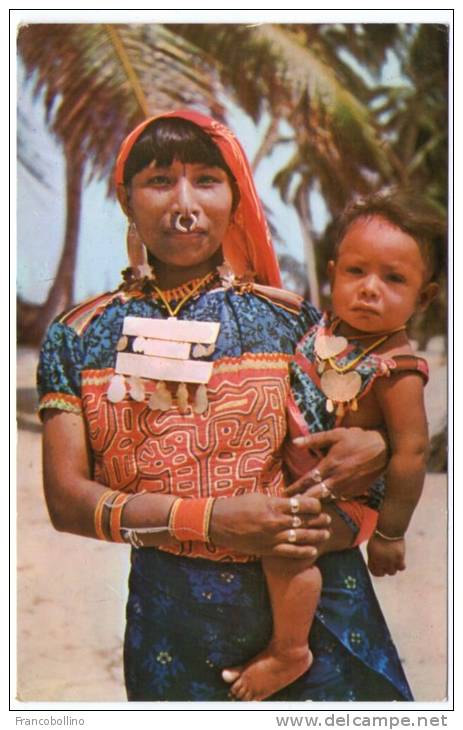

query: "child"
(222, 189), (443, 701)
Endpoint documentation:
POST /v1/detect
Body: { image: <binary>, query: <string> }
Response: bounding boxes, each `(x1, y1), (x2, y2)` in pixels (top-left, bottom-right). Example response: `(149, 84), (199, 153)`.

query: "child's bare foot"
(222, 646), (313, 701)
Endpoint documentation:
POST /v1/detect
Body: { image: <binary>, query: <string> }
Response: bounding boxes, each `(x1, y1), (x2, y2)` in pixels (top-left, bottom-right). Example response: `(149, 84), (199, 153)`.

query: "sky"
(15, 14), (450, 310)
(17, 58), (315, 305)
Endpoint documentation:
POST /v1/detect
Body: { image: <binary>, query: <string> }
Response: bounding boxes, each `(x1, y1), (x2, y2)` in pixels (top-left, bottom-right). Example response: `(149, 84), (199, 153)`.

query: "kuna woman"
(38, 110), (412, 701)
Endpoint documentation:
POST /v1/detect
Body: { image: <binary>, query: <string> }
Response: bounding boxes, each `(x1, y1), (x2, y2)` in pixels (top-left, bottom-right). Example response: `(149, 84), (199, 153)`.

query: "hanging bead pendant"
(176, 383), (189, 413)
(192, 343), (216, 358)
(193, 384), (209, 414)
(107, 374), (127, 403)
(148, 381), (172, 411)
(128, 376), (145, 402)
(336, 402), (345, 418)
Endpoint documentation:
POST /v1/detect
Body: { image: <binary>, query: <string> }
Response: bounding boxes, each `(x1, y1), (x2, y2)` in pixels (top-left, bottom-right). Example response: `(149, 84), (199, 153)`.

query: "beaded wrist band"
(94, 490), (147, 542)
(94, 489), (118, 541)
(167, 498), (183, 536)
(374, 529), (405, 542)
(168, 497), (216, 543)
(109, 493), (133, 543)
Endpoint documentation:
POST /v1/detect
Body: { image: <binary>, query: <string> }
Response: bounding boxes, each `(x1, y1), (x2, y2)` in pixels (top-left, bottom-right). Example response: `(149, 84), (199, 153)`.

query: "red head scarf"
(114, 109), (282, 287)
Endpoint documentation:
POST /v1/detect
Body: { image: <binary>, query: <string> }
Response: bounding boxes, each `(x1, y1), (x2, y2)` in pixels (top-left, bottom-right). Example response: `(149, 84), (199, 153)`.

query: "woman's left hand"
(285, 427), (387, 498)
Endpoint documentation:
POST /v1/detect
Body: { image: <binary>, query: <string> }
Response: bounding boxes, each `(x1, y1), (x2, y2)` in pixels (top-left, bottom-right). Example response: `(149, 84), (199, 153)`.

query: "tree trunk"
(17, 146), (84, 345)
(42, 145), (84, 320)
(295, 184), (320, 308)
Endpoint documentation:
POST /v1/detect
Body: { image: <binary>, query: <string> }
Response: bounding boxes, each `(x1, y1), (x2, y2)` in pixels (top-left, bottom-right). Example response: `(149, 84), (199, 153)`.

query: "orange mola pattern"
(82, 355), (290, 560)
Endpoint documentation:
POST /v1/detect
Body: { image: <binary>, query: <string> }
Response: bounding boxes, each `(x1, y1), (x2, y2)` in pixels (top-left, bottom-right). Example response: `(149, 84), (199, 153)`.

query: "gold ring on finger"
(288, 529), (297, 544)
(319, 481), (332, 499)
(292, 515), (302, 528)
(289, 496), (300, 514)
(311, 468), (323, 483)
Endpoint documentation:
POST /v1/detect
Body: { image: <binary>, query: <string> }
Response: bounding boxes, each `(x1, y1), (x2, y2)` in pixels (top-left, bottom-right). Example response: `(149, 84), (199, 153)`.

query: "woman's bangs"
(123, 119), (229, 183)
(151, 132), (225, 169)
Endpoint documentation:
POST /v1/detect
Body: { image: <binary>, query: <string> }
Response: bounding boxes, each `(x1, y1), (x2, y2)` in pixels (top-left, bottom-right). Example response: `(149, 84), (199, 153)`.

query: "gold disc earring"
(127, 221), (152, 278)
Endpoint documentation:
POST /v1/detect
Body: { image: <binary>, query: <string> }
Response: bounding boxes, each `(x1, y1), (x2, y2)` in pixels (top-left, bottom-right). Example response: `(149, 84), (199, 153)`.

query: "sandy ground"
(15, 346), (449, 703)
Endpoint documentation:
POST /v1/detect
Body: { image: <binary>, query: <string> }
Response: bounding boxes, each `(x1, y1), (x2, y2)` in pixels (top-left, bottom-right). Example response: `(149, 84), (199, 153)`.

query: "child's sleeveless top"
(288, 312), (429, 510)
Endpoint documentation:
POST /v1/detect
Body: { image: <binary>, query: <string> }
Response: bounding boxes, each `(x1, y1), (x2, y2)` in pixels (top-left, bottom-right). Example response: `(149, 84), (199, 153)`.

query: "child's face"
(328, 215), (437, 334)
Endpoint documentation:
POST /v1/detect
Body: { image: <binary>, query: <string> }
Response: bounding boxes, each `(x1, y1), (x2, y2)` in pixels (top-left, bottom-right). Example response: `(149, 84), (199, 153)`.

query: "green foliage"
(17, 22), (448, 343)
(18, 23), (225, 190)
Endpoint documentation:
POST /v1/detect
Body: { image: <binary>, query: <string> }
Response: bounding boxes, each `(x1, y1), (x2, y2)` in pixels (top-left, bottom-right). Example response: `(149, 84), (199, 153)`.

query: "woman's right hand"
(209, 486), (331, 559)
(285, 427), (387, 498)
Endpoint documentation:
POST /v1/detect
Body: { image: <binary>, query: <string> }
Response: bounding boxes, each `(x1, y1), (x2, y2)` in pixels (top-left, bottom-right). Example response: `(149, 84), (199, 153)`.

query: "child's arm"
(367, 370), (429, 577)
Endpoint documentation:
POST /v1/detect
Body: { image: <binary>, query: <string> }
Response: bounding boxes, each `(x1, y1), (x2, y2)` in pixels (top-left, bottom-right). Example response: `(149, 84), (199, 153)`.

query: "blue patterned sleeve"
(294, 300), (321, 343)
(37, 321), (84, 417)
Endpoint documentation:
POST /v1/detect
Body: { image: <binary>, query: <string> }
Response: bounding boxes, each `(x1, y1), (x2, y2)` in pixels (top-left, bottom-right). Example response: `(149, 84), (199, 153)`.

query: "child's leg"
(223, 506), (356, 701)
(228, 555), (319, 702)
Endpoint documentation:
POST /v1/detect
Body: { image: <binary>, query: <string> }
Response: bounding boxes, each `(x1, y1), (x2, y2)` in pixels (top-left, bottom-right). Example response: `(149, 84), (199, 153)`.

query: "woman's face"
(126, 159), (233, 274)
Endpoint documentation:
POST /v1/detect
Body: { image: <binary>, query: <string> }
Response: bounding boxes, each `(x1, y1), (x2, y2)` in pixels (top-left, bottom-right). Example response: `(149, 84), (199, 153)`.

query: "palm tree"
(308, 22), (448, 330)
(18, 22), (447, 339)
(265, 24), (402, 305)
(386, 24), (448, 211)
(17, 22), (224, 343)
(166, 23), (396, 305)
(17, 22), (396, 334)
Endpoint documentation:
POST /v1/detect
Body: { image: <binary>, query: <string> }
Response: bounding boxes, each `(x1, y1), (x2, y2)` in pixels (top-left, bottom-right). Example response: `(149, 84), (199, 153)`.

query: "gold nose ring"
(174, 212), (198, 232)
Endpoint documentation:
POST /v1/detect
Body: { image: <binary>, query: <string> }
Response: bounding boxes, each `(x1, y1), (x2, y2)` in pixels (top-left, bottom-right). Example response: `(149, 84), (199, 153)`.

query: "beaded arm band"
(94, 489), (116, 541)
(94, 491), (216, 548)
(93, 490), (147, 543)
(120, 497), (216, 548)
(168, 497), (216, 543)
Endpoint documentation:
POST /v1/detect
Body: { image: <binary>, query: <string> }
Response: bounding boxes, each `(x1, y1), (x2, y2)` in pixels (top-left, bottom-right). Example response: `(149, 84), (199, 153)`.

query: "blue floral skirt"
(124, 547), (413, 702)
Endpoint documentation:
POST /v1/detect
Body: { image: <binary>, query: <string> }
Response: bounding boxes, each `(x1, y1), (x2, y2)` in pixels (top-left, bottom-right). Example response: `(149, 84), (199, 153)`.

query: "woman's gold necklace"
(153, 270), (217, 318)
(314, 322), (406, 417)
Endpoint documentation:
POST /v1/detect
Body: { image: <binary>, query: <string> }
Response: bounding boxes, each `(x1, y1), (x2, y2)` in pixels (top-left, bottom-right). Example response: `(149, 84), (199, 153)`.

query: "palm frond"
(18, 23), (225, 192)
(170, 23), (394, 183)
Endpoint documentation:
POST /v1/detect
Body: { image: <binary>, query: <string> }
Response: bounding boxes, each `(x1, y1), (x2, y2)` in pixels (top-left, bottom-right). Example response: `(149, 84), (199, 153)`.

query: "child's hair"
(332, 188), (446, 280)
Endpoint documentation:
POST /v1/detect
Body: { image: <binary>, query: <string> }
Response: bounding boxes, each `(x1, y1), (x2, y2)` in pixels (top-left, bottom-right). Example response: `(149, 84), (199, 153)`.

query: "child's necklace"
(314, 321), (406, 417)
